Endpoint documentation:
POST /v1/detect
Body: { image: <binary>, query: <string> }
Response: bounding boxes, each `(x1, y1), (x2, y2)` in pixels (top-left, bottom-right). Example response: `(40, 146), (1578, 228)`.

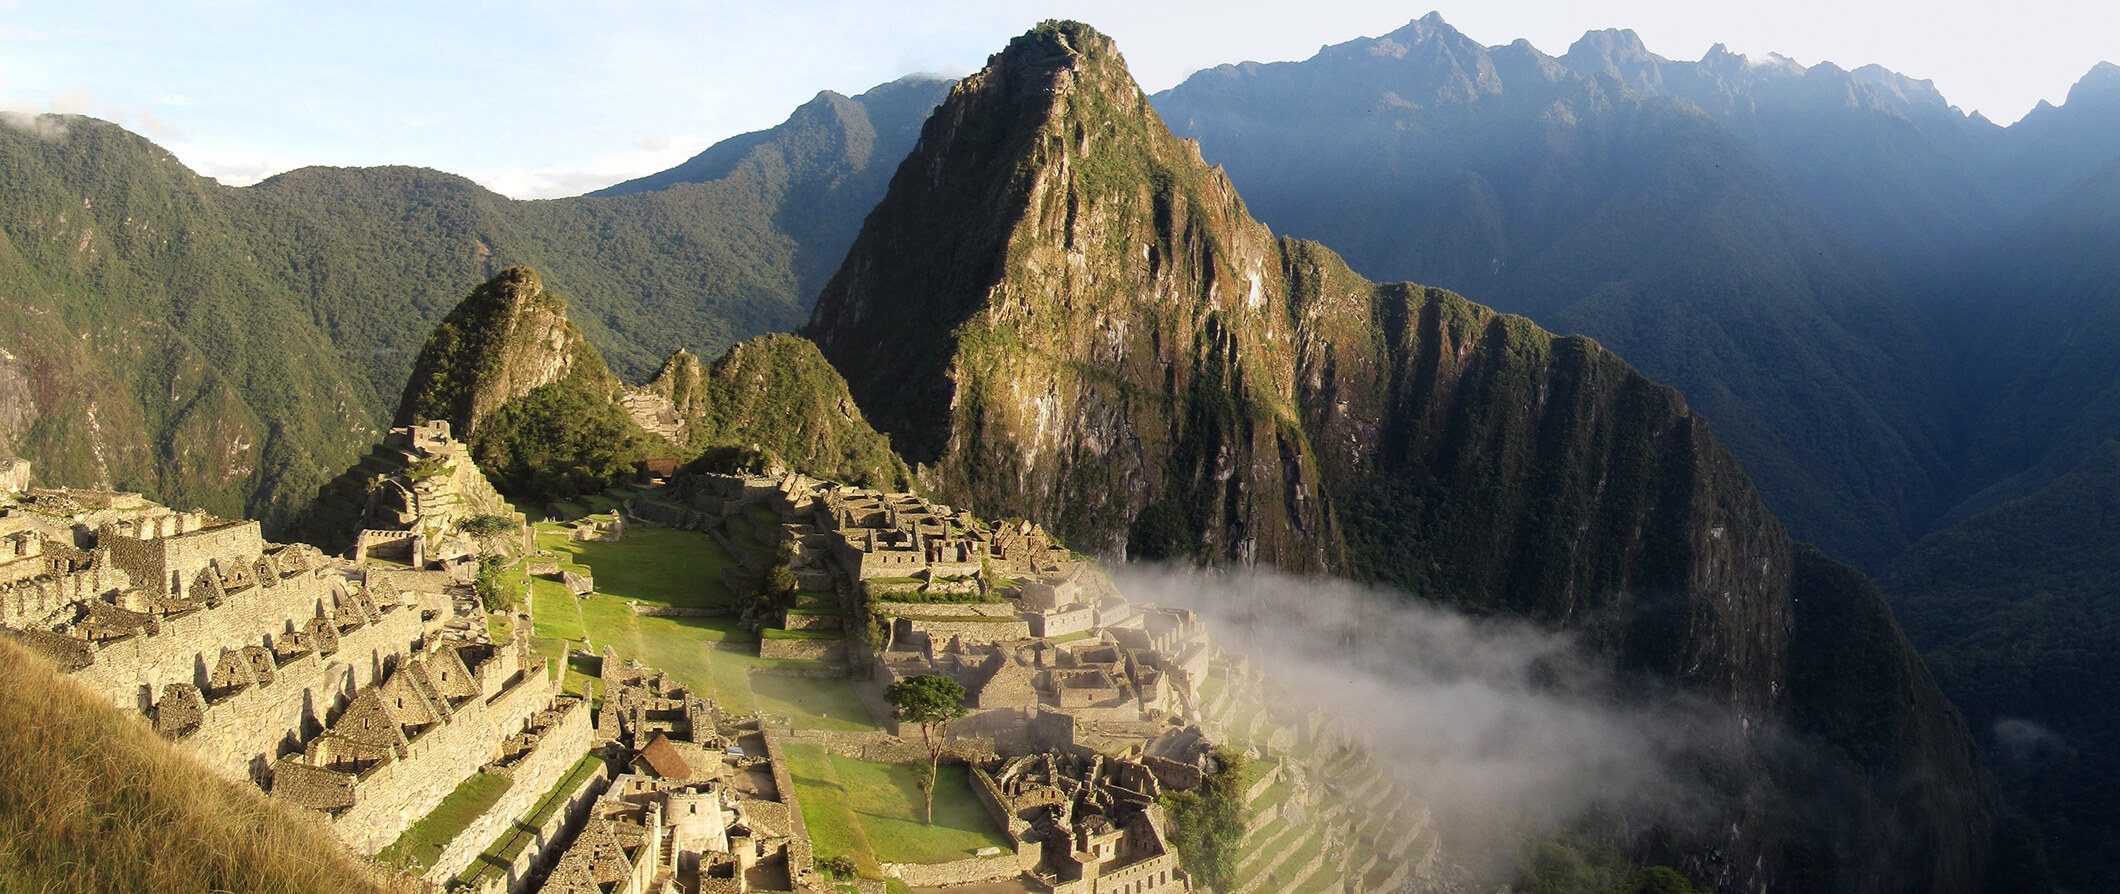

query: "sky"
(2, 0), (2113, 199)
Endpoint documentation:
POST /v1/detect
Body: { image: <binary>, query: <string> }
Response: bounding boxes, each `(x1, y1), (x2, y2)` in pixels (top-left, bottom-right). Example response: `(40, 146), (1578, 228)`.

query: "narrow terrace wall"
(333, 667), (556, 854)
(760, 728), (817, 888)
(425, 698), (593, 883)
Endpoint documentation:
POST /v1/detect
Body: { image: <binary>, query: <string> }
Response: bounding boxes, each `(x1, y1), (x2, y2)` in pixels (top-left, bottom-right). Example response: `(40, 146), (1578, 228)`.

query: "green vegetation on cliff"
(382, 267), (899, 507)
(0, 76), (948, 533)
(647, 335), (909, 490)
(472, 375), (657, 504)
(1885, 443), (2120, 886)
(0, 635), (416, 894)
(806, 21), (2041, 892)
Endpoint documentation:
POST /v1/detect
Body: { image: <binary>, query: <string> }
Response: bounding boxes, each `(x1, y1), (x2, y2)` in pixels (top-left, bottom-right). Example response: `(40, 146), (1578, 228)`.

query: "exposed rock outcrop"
(807, 21), (2040, 893)
(394, 267), (619, 439)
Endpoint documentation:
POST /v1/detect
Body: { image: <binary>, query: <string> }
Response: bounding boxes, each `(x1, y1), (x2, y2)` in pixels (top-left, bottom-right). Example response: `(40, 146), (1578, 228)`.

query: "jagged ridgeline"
(365, 266), (902, 509)
(0, 76), (946, 534)
(807, 21), (2041, 892)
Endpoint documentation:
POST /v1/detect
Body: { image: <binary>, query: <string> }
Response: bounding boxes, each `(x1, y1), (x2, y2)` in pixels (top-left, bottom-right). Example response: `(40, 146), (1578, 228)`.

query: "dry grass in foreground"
(0, 635), (419, 894)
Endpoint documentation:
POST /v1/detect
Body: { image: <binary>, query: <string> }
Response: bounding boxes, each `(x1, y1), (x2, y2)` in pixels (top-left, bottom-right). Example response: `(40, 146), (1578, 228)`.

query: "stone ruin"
(970, 749), (1193, 893)
(536, 653), (804, 894)
(307, 420), (529, 566)
(0, 482), (575, 858)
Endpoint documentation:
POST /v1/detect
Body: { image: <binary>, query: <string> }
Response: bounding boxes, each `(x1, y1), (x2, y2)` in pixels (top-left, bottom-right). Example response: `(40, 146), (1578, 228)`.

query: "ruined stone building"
(1, 485), (428, 785)
(972, 751), (1192, 893)
(0, 478), (582, 858)
(269, 634), (583, 855)
(536, 654), (805, 894)
(306, 420), (528, 567)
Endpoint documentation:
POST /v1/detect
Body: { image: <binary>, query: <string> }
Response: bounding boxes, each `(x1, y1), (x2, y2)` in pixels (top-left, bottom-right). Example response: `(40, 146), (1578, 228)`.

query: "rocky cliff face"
(647, 334), (909, 489)
(808, 21), (2039, 892)
(393, 267), (617, 438)
(385, 268), (902, 502)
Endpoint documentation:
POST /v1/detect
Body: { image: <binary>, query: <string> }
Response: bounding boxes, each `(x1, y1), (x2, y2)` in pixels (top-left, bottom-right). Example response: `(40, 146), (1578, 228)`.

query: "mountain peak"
(394, 266), (614, 438)
(1560, 27), (1664, 85)
(2067, 60), (2120, 105)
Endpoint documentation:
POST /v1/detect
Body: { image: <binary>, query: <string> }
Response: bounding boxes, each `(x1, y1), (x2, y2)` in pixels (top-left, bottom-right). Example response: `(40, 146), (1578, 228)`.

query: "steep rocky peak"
(392, 266), (613, 438)
(1310, 12), (1502, 102)
(2066, 60), (2120, 106)
(1850, 63), (1957, 114)
(1559, 27), (1667, 92)
(1561, 27), (1659, 71)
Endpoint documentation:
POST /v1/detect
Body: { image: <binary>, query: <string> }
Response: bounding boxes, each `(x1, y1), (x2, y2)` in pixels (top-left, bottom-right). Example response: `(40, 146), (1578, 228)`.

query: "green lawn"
(748, 673), (876, 731)
(830, 752), (1010, 864)
(539, 523), (738, 609)
(524, 534), (875, 732)
(783, 743), (1011, 873)
(378, 771), (512, 871)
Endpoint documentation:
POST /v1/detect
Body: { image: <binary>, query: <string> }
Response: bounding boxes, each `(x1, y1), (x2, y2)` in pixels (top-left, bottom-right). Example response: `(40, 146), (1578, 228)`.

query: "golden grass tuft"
(0, 636), (420, 894)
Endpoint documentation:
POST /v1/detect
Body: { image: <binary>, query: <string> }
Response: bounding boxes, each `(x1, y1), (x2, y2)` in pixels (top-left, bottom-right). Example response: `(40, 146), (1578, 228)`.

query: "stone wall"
(1086, 851), (1186, 893)
(70, 569), (372, 711)
(871, 601), (1019, 619)
(891, 615), (1030, 645)
(459, 758), (611, 894)
(782, 611), (842, 632)
(330, 666), (556, 854)
(758, 636), (845, 661)
(171, 605), (424, 783)
(760, 728), (817, 889)
(882, 853), (1027, 887)
(101, 519), (263, 599)
(1029, 605), (1096, 638)
(0, 550), (129, 629)
(424, 697), (594, 883)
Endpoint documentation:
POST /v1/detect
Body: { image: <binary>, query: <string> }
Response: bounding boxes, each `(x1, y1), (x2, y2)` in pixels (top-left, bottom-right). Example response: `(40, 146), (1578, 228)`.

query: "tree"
(884, 674), (968, 824)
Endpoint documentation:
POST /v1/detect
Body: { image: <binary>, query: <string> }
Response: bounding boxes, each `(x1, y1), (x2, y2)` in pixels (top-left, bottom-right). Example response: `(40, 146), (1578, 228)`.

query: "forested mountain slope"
(807, 22), (2040, 892)
(0, 76), (947, 530)
(1151, 15), (1954, 570)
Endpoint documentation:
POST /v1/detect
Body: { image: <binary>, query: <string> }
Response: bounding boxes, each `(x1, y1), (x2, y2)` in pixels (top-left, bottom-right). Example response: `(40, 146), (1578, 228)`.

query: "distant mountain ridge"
(1154, 13), (1958, 570)
(0, 75), (947, 530)
(1150, 15), (2120, 888)
(806, 22), (2040, 890)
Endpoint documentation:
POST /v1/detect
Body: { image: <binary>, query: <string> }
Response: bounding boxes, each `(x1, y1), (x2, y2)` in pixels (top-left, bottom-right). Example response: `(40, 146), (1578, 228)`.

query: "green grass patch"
(748, 673), (877, 731)
(785, 607), (839, 617)
(827, 754), (1011, 863)
(542, 525), (737, 609)
(1046, 630), (1096, 644)
(784, 746), (1011, 873)
(378, 771), (512, 871)
(783, 744), (880, 876)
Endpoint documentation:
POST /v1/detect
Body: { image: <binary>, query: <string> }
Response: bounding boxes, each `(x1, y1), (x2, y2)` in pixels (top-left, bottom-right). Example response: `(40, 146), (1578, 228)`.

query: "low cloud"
(1114, 565), (1731, 879)
(136, 108), (185, 142)
(0, 109), (68, 140)
(48, 88), (97, 115)
(1993, 717), (2069, 765)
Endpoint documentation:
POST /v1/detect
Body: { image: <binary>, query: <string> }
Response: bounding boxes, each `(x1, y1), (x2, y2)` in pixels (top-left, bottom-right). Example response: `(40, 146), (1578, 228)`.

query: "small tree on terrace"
(884, 674), (968, 824)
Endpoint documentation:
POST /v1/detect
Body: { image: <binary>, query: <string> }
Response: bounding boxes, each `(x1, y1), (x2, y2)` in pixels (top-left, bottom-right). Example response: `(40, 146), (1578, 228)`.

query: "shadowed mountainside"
(807, 21), (2043, 892)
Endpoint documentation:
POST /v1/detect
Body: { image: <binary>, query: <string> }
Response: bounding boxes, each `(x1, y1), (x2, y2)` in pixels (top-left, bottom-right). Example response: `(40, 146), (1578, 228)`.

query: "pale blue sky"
(2, 0), (2112, 198)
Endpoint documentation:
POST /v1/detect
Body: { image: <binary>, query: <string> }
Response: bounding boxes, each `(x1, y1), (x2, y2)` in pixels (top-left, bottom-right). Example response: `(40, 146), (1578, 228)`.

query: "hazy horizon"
(2, 0), (2112, 199)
